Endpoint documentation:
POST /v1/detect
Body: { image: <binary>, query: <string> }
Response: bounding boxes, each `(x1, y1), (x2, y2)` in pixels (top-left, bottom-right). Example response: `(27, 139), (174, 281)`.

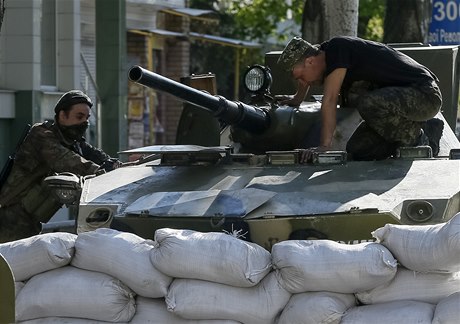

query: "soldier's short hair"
(54, 90), (93, 115)
(277, 36), (320, 71)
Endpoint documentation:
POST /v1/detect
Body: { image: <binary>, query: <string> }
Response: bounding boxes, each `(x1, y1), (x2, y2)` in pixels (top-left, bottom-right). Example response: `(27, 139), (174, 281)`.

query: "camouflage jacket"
(0, 121), (111, 217)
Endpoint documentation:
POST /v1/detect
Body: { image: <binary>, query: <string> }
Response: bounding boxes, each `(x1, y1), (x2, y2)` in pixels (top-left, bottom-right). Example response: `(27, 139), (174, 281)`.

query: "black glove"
(99, 158), (121, 172)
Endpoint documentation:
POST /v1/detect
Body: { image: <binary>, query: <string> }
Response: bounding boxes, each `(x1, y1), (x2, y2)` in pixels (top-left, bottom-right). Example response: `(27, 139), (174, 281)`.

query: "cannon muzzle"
(128, 66), (270, 133)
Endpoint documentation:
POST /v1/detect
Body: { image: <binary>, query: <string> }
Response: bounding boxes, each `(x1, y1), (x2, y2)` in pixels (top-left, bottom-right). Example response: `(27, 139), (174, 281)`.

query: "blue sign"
(428, 0), (460, 45)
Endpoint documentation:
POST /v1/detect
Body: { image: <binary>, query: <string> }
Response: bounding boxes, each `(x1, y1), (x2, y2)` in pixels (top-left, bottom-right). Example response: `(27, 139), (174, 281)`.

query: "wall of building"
(0, 0), (191, 166)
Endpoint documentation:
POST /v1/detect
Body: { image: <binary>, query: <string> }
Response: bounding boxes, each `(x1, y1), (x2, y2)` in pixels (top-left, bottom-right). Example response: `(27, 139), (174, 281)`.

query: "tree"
(301, 0), (359, 43)
(383, 0), (433, 43)
(214, 0), (304, 44)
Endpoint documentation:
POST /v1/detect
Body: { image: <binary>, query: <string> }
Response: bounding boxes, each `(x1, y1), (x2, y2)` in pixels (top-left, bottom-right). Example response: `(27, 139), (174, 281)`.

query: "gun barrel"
(128, 66), (270, 133)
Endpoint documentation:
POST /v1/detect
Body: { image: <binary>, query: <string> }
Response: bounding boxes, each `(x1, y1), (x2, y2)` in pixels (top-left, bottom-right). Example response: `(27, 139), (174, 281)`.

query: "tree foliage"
(358, 0), (385, 41)
(191, 0), (304, 43)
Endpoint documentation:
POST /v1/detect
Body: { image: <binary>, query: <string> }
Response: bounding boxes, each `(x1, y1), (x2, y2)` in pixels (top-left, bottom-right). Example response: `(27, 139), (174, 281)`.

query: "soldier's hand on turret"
(99, 158), (122, 172)
(274, 95), (303, 107)
(298, 146), (329, 163)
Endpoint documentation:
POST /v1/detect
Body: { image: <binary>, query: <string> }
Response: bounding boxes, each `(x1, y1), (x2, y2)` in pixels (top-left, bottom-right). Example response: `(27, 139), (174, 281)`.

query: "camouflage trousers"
(0, 204), (42, 243)
(345, 80), (442, 160)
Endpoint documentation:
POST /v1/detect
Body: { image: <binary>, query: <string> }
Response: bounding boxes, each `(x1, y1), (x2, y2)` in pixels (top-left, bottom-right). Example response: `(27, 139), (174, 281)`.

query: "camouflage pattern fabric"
(346, 80), (442, 160)
(0, 121), (111, 242)
(277, 36), (319, 71)
(0, 204), (41, 243)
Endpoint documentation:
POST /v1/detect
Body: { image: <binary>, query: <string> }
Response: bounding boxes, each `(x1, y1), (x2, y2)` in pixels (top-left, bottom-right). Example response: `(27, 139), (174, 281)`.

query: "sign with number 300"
(428, 0), (460, 45)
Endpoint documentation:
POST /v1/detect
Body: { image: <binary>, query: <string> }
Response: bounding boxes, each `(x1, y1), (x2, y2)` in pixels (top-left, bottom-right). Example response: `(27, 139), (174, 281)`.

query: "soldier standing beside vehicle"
(277, 36), (444, 162)
(0, 90), (120, 243)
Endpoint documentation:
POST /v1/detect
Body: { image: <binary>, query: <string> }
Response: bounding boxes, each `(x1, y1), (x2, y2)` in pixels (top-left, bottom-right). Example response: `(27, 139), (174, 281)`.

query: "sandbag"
(0, 232), (76, 281)
(151, 228), (271, 287)
(131, 296), (241, 324)
(166, 272), (291, 324)
(272, 240), (397, 293)
(356, 268), (460, 304)
(18, 317), (121, 323)
(71, 228), (172, 298)
(341, 300), (435, 324)
(15, 266), (135, 322)
(277, 292), (356, 324)
(432, 292), (460, 324)
(372, 213), (460, 272)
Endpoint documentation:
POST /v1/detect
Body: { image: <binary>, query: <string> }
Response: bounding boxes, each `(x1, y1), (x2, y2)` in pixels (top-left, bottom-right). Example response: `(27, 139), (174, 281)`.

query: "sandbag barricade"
(4, 212), (460, 323)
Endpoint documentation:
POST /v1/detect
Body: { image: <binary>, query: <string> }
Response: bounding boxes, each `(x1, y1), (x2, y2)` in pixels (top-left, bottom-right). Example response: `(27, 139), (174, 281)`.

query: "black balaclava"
(54, 90), (92, 141)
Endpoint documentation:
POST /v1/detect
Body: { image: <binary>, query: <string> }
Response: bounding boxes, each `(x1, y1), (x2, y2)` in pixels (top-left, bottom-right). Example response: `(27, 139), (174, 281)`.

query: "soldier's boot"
(346, 121), (398, 161)
(422, 118), (444, 157)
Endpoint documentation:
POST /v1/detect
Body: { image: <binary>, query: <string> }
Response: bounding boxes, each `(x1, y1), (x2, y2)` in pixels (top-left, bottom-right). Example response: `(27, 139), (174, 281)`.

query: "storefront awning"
(130, 28), (261, 49)
(160, 8), (219, 23)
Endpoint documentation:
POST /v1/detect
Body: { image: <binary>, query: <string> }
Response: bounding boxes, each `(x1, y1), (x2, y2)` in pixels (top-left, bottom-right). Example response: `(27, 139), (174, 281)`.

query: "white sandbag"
(0, 232), (76, 281)
(372, 213), (460, 272)
(151, 228), (271, 287)
(341, 300), (435, 324)
(166, 272), (291, 324)
(15, 266), (135, 322)
(272, 240), (397, 293)
(356, 268), (460, 304)
(432, 292), (460, 324)
(277, 292), (356, 324)
(71, 228), (172, 298)
(18, 317), (122, 323)
(131, 296), (241, 324)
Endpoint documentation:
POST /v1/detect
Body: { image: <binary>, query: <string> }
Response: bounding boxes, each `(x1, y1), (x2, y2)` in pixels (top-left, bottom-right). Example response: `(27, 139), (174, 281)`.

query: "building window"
(41, 0), (57, 87)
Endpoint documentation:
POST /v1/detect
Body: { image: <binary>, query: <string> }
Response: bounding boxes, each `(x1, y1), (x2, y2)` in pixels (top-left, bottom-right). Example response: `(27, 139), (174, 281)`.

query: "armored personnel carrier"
(69, 47), (460, 250)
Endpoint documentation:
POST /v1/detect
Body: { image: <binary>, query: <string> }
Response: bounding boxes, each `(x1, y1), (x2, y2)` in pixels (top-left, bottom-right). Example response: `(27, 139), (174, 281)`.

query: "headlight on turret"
(243, 65), (272, 94)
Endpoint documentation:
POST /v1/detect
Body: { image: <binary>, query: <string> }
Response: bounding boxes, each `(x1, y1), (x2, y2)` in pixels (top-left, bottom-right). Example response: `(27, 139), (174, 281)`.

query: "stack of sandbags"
(5, 212), (460, 323)
(272, 240), (397, 323)
(151, 228), (289, 323)
(8, 228), (173, 323)
(5, 230), (138, 323)
(349, 212), (460, 323)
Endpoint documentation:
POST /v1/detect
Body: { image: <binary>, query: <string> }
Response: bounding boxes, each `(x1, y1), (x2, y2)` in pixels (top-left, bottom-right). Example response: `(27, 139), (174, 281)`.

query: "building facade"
(0, 0), (191, 165)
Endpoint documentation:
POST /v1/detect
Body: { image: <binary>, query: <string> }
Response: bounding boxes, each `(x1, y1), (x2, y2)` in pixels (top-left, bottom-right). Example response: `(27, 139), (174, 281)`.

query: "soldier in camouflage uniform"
(0, 90), (120, 243)
(277, 36), (443, 161)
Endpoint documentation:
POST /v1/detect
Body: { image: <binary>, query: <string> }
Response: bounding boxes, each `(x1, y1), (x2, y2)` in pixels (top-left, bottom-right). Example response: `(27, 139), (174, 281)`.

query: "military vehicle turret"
(69, 45), (460, 250)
